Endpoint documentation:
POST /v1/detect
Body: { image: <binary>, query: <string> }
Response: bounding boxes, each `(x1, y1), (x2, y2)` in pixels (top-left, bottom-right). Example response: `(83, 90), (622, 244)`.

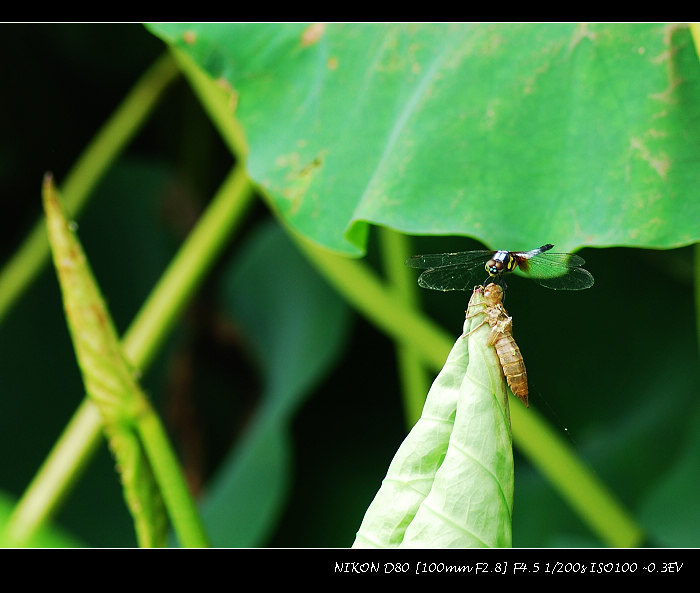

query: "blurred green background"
(0, 23), (698, 548)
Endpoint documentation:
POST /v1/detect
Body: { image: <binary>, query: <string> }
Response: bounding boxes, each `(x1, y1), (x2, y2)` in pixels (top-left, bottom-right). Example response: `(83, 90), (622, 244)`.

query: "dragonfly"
(405, 243), (594, 292)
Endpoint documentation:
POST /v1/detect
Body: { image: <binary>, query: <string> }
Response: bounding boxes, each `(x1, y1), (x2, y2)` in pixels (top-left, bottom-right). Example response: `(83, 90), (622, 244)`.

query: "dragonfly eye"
(485, 259), (504, 276)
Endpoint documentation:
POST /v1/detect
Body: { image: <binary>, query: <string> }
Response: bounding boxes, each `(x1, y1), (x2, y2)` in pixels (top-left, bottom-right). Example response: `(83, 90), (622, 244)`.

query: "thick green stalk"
(0, 52), (179, 326)
(1, 403), (103, 547)
(378, 227), (431, 427)
(135, 407), (208, 547)
(121, 166), (253, 370)
(513, 405), (643, 548)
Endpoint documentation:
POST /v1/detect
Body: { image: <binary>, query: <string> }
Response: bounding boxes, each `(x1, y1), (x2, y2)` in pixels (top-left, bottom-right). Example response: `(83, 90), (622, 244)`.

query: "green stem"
(513, 405), (643, 548)
(121, 166), (253, 369)
(0, 52), (179, 326)
(4, 166), (254, 546)
(2, 403), (103, 546)
(293, 231), (454, 368)
(135, 405), (209, 547)
(377, 228), (430, 427)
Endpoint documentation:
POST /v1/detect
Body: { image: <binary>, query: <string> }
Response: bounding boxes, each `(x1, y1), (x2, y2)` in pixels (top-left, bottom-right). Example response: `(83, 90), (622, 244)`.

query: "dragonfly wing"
(530, 266), (594, 290)
(405, 250), (491, 270)
(528, 252), (586, 267)
(417, 264), (484, 291)
(514, 251), (593, 290)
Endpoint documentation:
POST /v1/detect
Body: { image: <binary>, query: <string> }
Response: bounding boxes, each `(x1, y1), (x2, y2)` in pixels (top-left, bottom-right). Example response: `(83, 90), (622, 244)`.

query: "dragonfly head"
(485, 258), (505, 277)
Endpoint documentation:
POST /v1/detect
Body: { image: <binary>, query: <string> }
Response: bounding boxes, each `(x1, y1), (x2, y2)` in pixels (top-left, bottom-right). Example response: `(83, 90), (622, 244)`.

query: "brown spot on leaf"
(630, 136), (671, 179)
(568, 22), (596, 53)
(301, 23), (326, 47)
(277, 150), (327, 215)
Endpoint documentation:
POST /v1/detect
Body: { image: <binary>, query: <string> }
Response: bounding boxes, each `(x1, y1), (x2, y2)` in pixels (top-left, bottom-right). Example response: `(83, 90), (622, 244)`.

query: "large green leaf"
(148, 23), (700, 255)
